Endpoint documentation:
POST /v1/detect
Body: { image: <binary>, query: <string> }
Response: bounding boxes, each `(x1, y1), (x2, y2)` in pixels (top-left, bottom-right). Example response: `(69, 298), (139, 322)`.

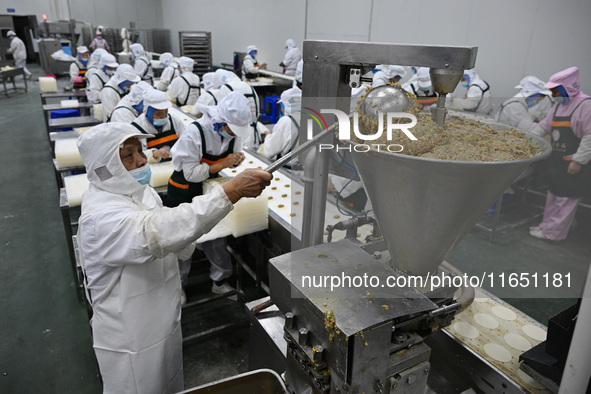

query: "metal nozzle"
(429, 68), (464, 127)
(430, 68), (463, 94)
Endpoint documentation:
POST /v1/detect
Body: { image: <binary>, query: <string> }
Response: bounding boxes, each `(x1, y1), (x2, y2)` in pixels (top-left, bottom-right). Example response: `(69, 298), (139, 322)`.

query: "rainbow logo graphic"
(302, 107), (328, 132)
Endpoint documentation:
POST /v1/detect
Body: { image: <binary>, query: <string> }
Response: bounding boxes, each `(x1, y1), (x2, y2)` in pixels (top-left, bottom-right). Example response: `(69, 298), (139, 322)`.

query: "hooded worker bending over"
(131, 43), (154, 86)
(449, 69), (493, 115)
(496, 76), (553, 132)
(109, 80), (153, 123)
(263, 87), (301, 160)
(87, 53), (118, 103)
(100, 64), (140, 122)
(156, 52), (179, 91)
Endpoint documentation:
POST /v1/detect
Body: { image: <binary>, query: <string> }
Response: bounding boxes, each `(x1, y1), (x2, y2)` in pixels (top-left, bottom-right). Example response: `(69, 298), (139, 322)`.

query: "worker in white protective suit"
(131, 43), (154, 86)
(101, 64), (140, 122)
(167, 56), (200, 107)
(263, 87), (301, 160)
(76, 122), (271, 394)
(218, 79), (261, 149)
(279, 39), (301, 76)
(156, 53), (179, 91)
(192, 70), (238, 115)
(167, 92), (253, 302)
(403, 67), (438, 112)
(294, 59), (303, 89)
(70, 46), (89, 89)
(192, 72), (223, 112)
(242, 45), (267, 80)
(214, 68), (240, 88)
(496, 76), (553, 132)
(404, 66), (418, 86)
(131, 90), (186, 163)
(87, 53), (118, 103)
(109, 81), (153, 123)
(372, 65), (405, 88)
(6, 30), (31, 79)
(84, 48), (107, 89)
(449, 69), (493, 115)
(90, 29), (111, 53)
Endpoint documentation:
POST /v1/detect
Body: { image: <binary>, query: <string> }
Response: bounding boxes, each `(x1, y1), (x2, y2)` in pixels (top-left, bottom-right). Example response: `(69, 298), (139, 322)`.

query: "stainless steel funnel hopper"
(347, 125), (551, 276)
(430, 68), (464, 94)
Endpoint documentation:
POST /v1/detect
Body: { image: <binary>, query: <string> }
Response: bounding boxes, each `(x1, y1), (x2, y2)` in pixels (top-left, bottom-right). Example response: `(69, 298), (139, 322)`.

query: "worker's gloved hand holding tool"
(223, 168), (273, 203)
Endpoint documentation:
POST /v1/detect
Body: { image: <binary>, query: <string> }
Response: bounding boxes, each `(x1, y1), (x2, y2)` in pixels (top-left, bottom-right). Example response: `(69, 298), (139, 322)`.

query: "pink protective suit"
(536, 67), (591, 240)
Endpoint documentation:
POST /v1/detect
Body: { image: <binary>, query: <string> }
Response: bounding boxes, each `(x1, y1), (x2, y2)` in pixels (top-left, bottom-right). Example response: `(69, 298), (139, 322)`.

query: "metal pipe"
(301, 149), (316, 247)
(440, 261), (475, 314)
(431, 95), (448, 126)
(559, 265), (591, 394)
(310, 147), (330, 246)
(263, 123), (336, 173)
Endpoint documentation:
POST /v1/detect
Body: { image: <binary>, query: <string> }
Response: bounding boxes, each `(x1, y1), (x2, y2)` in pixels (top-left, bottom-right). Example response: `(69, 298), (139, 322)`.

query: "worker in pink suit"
(530, 67), (591, 241)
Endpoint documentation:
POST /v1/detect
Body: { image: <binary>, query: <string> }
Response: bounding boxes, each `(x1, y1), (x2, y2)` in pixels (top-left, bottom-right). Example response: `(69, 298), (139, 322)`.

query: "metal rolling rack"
(133, 29), (171, 54)
(101, 27), (123, 53)
(179, 31), (212, 77)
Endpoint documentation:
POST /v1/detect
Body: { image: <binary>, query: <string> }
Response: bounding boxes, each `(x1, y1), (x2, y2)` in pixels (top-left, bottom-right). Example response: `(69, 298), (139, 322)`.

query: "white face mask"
(128, 164), (151, 185)
(152, 118), (167, 127)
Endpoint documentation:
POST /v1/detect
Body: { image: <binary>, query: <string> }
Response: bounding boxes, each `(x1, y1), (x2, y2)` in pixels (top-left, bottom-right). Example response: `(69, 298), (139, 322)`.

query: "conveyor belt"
(445, 287), (550, 393)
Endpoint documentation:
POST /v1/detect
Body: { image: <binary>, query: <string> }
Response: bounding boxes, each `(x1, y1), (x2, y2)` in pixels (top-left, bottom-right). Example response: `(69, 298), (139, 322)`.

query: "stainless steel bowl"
(359, 85), (411, 118)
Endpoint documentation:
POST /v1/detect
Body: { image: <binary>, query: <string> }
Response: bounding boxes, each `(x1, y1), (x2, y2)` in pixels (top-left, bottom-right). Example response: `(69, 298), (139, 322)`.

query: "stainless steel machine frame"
(261, 40), (562, 394)
(299, 40), (477, 248)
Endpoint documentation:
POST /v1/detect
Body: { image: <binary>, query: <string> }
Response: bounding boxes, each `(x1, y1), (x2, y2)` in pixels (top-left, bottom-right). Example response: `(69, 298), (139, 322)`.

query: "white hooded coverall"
(131, 44), (154, 85)
(282, 39), (301, 76)
(76, 123), (232, 393)
(167, 71), (201, 106)
(449, 69), (493, 115)
(264, 87), (302, 159)
(156, 65), (180, 91)
(7, 34), (31, 77)
(218, 80), (261, 148)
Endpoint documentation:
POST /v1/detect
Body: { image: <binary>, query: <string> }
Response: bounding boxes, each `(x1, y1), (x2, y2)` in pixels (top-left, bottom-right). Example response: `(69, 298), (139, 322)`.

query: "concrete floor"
(0, 63), (589, 393)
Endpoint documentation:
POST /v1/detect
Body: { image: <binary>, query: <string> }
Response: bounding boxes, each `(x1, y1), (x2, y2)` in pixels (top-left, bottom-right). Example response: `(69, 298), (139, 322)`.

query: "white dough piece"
(61, 100), (80, 108)
(473, 313), (499, 329)
(74, 126), (93, 135)
(504, 333), (532, 351)
(522, 324), (547, 342)
(93, 104), (103, 121)
(64, 174), (90, 207)
(492, 305), (517, 321)
(453, 322), (479, 339)
(39, 77), (58, 93)
(483, 343), (512, 363)
(55, 138), (83, 168)
(149, 161), (174, 188)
